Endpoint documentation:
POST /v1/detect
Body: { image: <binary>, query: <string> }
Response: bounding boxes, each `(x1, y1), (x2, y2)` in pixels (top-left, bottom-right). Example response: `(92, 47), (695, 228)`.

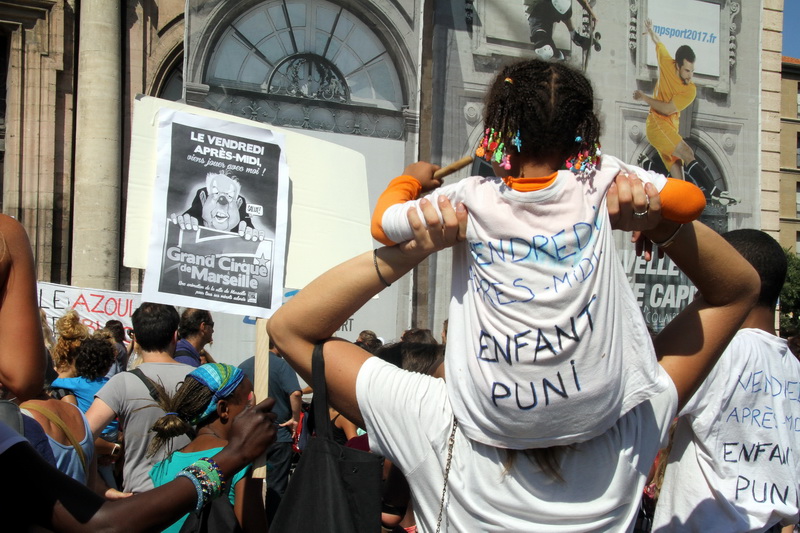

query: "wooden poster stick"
(433, 155), (474, 180)
(252, 317), (270, 480)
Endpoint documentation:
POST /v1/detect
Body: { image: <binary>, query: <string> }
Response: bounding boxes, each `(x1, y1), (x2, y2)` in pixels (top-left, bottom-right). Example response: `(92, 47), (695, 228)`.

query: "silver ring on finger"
(633, 207), (649, 218)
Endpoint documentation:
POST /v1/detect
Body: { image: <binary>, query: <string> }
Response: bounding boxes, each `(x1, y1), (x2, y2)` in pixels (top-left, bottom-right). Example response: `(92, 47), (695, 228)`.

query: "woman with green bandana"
(148, 363), (268, 533)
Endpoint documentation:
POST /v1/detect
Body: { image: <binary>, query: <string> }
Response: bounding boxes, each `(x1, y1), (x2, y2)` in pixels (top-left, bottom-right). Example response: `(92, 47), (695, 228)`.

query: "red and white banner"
(37, 281), (141, 335)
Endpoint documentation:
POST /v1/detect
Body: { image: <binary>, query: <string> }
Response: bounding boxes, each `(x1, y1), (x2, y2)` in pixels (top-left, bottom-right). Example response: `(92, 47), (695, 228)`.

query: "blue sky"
(785, 0), (800, 58)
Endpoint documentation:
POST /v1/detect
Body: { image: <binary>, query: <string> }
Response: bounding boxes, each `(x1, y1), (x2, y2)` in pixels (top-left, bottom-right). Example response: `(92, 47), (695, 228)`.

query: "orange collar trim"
(502, 172), (558, 192)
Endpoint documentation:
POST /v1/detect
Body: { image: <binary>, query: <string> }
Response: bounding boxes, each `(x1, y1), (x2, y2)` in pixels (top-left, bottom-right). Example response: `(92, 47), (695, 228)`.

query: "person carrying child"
(371, 58), (707, 450)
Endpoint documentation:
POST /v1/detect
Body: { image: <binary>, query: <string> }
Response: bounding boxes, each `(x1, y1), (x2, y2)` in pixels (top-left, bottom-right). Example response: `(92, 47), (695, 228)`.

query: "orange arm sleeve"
(660, 178), (707, 223)
(370, 175), (423, 246)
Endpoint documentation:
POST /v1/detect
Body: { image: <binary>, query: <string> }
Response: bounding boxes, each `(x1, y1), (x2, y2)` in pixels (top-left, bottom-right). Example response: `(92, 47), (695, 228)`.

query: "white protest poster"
(125, 96), (371, 292)
(142, 109), (289, 317)
(38, 282), (141, 334)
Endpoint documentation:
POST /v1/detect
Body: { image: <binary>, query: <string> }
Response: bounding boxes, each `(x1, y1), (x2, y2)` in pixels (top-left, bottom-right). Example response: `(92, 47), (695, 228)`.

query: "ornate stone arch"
(184, 0), (413, 139)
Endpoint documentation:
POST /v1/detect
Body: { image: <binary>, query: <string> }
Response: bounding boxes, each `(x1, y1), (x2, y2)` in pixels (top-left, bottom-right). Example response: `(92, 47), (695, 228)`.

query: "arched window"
(202, 0), (406, 139)
(158, 63), (184, 102)
(152, 46), (184, 102)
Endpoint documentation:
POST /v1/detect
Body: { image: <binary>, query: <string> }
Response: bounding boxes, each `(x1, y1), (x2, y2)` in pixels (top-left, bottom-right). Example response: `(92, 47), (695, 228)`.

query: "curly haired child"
(51, 310), (90, 377)
(50, 334), (121, 485)
(371, 58), (706, 450)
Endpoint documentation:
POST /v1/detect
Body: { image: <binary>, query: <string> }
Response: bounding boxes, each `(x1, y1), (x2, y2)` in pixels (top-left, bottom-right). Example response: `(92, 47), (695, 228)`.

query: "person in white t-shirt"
(652, 230), (800, 532)
(371, 58), (707, 450)
(268, 183), (760, 532)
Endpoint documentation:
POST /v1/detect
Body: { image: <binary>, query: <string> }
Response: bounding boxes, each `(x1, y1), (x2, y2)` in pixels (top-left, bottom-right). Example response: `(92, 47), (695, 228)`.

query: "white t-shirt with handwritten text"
(357, 356), (678, 532)
(652, 329), (800, 532)
(380, 155), (669, 448)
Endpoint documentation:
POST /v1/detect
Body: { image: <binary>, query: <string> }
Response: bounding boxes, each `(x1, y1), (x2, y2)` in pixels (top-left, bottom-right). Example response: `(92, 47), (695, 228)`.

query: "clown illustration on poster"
(143, 109), (289, 317)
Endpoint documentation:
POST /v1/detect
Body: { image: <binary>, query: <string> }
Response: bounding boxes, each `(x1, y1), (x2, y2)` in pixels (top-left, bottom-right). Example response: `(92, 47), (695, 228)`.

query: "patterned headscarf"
(187, 363), (246, 425)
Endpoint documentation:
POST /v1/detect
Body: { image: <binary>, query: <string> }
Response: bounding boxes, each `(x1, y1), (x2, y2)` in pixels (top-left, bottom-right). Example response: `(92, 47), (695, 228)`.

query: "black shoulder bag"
(179, 496), (242, 533)
(270, 342), (384, 532)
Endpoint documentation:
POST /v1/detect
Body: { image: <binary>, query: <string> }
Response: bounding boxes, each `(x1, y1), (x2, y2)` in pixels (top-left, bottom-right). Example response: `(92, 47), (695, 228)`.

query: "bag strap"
(435, 419), (458, 533)
(310, 342), (332, 440)
(130, 367), (161, 402)
(20, 402), (87, 472)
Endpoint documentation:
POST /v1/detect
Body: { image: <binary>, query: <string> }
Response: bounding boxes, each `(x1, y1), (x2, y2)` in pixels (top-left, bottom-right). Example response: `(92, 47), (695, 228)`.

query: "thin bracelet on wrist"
(373, 249), (392, 287)
(651, 223), (684, 249)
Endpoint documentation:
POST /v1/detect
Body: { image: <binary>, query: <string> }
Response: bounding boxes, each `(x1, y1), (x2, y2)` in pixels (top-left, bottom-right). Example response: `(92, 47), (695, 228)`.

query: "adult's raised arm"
(268, 196), (467, 426)
(649, 220), (759, 410)
(608, 174), (759, 410)
(0, 215), (46, 400)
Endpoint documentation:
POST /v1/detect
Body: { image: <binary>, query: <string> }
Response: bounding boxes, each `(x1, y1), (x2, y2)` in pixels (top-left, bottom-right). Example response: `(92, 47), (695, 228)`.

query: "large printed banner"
(646, 0), (721, 76)
(142, 110), (289, 317)
(38, 282), (141, 334)
(474, 0), (759, 332)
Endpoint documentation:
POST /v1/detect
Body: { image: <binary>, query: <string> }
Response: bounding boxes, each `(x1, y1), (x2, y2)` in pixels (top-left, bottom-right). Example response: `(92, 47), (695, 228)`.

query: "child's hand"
(398, 196), (467, 258)
(403, 161), (443, 192)
(608, 172), (664, 261)
(608, 172), (661, 232)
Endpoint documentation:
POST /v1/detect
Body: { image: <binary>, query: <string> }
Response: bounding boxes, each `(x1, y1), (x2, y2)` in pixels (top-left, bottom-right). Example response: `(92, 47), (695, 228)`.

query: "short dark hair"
(722, 229), (787, 309)
(104, 319), (125, 343)
(401, 328), (437, 345)
(75, 337), (117, 380)
(178, 308), (213, 339)
(357, 330), (383, 354)
(675, 45), (696, 68)
(374, 342), (444, 376)
(132, 303), (180, 352)
(373, 342), (403, 368)
(400, 342), (444, 375)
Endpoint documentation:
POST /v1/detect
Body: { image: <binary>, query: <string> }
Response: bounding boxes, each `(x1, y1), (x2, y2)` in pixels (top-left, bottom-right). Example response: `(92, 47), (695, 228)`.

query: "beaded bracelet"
(176, 469), (206, 512)
(373, 249), (392, 288)
(652, 223), (684, 249)
(198, 457), (228, 492)
(176, 458), (226, 512)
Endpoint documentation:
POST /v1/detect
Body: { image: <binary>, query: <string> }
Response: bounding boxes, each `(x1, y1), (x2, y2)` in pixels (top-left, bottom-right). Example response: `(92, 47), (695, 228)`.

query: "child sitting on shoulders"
(371, 58), (706, 450)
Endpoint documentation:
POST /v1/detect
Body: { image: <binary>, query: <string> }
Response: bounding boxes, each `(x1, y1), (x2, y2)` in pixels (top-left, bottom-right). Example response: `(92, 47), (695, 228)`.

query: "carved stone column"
(0, 1), (72, 282)
(71, 0), (121, 289)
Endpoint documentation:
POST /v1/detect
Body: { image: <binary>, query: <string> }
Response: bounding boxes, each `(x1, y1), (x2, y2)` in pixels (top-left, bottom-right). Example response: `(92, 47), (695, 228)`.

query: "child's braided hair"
(483, 58), (601, 164)
(146, 377), (216, 457)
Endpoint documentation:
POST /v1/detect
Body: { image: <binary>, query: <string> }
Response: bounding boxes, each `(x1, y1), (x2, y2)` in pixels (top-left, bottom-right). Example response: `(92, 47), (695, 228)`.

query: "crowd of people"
(0, 55), (798, 533)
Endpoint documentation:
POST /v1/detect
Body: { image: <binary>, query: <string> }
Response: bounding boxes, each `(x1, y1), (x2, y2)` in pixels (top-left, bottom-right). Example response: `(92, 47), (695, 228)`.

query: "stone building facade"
(779, 56), (800, 251)
(0, 0), (186, 291)
(0, 0), (786, 339)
